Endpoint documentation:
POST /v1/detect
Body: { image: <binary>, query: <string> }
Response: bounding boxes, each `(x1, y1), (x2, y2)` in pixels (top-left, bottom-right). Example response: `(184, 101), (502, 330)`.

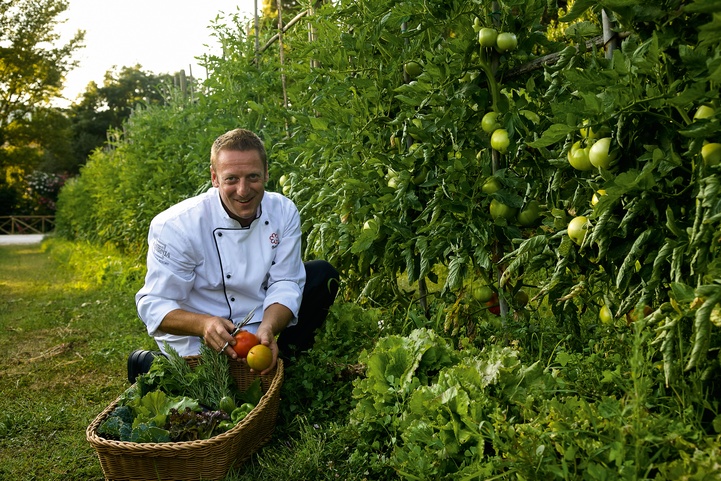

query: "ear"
(210, 166), (220, 187)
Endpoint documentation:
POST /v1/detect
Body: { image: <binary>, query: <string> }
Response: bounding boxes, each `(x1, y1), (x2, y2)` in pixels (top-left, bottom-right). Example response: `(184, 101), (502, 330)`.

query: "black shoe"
(127, 349), (161, 384)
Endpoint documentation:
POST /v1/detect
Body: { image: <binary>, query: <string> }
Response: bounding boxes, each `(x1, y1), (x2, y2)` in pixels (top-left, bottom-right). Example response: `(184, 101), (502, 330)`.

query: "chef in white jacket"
(133, 128), (338, 378)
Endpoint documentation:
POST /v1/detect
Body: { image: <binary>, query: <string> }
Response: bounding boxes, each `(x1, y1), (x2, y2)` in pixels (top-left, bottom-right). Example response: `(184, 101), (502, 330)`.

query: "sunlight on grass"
(0, 242), (148, 481)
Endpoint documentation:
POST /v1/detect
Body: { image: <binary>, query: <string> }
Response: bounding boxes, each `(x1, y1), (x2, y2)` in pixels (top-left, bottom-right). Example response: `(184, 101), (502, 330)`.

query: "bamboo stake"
(400, 20), (428, 314)
(260, 10), (309, 53)
(254, 0), (260, 61)
(309, 1), (318, 69)
(276, 0), (288, 110)
(602, 9), (619, 59)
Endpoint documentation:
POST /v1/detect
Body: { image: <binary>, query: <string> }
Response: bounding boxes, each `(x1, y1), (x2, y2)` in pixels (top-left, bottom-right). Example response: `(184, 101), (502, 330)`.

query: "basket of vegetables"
(86, 344), (283, 481)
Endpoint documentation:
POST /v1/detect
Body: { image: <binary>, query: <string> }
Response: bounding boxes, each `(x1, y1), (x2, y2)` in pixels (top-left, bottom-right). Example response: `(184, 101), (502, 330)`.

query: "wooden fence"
(0, 216), (55, 235)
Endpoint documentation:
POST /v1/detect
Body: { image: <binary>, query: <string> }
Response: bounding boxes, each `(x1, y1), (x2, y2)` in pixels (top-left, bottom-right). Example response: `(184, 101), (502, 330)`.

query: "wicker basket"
(86, 358), (283, 481)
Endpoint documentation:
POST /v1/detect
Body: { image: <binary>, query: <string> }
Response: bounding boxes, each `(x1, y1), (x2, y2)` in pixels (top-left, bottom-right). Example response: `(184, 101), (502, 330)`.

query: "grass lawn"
(0, 241), (367, 481)
(0, 242), (153, 480)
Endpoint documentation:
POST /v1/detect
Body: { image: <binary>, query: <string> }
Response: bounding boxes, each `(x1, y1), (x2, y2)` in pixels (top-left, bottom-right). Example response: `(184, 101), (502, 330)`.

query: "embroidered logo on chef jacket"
(153, 241), (170, 263)
(269, 232), (279, 248)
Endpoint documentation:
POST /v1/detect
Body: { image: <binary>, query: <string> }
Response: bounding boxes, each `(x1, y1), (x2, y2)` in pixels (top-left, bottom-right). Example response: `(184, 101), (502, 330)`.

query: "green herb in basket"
(135, 343), (238, 410)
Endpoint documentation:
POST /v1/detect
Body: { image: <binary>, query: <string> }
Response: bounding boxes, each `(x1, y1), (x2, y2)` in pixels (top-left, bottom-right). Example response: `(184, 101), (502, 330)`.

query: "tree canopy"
(66, 65), (175, 172)
(0, 0), (83, 214)
(0, 0), (84, 133)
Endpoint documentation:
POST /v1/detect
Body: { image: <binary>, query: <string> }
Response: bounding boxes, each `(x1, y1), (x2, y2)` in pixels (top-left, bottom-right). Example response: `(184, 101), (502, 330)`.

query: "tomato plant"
(55, 0), (721, 478)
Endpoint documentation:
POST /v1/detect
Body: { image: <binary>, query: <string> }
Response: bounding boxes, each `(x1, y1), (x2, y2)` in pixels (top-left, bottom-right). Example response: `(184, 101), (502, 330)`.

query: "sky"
(55, 0), (258, 107)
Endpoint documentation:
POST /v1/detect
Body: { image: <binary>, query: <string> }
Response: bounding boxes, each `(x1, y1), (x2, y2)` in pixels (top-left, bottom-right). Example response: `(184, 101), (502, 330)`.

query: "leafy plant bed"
(86, 348), (283, 481)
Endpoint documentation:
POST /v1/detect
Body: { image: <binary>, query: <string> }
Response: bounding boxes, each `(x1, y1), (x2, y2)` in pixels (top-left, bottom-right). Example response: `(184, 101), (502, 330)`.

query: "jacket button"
(230, 297), (235, 302)
(218, 232), (223, 237)
(265, 221), (269, 225)
(226, 274), (231, 279)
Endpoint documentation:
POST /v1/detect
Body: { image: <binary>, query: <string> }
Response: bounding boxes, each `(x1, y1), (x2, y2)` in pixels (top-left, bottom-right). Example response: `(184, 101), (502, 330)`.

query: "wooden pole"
(602, 9), (619, 59)
(276, 0), (288, 110)
(489, 1), (509, 319)
(309, 2), (318, 69)
(254, 0), (260, 61)
(401, 20), (428, 314)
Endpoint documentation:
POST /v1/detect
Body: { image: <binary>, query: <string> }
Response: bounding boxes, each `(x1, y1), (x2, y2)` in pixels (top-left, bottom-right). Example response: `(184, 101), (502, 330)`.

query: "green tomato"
(496, 32), (518, 52)
(478, 27), (498, 48)
(481, 176), (501, 195)
(404, 61), (423, 79)
(567, 141), (593, 171)
(278, 174), (288, 187)
(490, 198), (517, 220)
(579, 120), (598, 139)
(412, 167), (428, 185)
(219, 396), (236, 414)
(694, 105), (715, 120)
(702, 142), (721, 166)
(599, 305), (613, 324)
(473, 285), (494, 302)
(568, 216), (589, 245)
(517, 200), (540, 226)
(490, 128), (510, 153)
(591, 189), (606, 206)
(588, 137), (615, 169)
(481, 111), (500, 134)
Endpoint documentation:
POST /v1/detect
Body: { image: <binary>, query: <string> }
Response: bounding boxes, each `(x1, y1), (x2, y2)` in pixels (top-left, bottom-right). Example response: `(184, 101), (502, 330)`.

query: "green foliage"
(347, 328), (461, 475)
(499, 0), (721, 383)
(65, 65), (176, 174)
(1, 0), (83, 211)
(279, 303), (385, 425)
(0, 0), (84, 129)
(137, 343), (242, 411)
(48, 0), (721, 478)
(347, 322), (721, 480)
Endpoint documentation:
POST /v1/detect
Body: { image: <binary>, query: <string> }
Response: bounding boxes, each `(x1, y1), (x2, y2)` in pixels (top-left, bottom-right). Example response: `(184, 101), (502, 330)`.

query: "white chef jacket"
(135, 187), (306, 356)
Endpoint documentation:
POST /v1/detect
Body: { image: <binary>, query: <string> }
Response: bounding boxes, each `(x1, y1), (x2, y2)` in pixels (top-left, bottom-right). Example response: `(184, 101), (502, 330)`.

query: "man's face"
(211, 149), (268, 226)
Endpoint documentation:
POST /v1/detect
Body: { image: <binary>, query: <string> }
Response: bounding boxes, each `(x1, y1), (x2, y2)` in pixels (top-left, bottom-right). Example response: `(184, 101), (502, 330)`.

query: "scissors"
(220, 306), (257, 353)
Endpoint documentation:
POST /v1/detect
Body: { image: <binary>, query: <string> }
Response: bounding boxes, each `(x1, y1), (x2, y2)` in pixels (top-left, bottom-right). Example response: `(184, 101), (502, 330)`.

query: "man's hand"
(202, 317), (239, 360)
(252, 303), (293, 374)
(160, 309), (238, 359)
(254, 325), (279, 374)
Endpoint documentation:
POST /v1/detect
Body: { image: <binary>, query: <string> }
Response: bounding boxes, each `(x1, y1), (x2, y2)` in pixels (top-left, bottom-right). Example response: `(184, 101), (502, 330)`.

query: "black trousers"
(128, 260), (339, 383)
(278, 259), (340, 359)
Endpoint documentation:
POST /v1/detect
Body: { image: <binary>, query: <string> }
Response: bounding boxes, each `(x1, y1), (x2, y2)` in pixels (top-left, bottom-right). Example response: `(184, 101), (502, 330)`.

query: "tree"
(0, 0), (84, 143)
(0, 0), (83, 213)
(65, 65), (175, 172)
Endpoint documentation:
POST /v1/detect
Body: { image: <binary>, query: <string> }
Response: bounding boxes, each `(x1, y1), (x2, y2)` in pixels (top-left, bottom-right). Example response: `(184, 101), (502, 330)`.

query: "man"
(130, 128), (339, 382)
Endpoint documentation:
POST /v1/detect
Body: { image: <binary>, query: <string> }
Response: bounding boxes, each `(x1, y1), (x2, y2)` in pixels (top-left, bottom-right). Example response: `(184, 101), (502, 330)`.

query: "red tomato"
(233, 331), (260, 358)
(486, 293), (501, 316)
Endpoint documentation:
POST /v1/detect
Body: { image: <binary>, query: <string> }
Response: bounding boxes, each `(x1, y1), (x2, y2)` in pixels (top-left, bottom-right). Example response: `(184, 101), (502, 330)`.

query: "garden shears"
(220, 306), (257, 352)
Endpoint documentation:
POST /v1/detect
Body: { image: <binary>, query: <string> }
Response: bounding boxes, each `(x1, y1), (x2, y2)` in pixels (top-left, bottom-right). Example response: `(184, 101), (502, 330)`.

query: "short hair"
(210, 128), (267, 171)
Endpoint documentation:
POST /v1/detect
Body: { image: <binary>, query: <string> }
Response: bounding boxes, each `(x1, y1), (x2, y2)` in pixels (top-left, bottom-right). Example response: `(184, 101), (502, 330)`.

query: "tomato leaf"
(558, 0), (596, 22)
(525, 124), (573, 148)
